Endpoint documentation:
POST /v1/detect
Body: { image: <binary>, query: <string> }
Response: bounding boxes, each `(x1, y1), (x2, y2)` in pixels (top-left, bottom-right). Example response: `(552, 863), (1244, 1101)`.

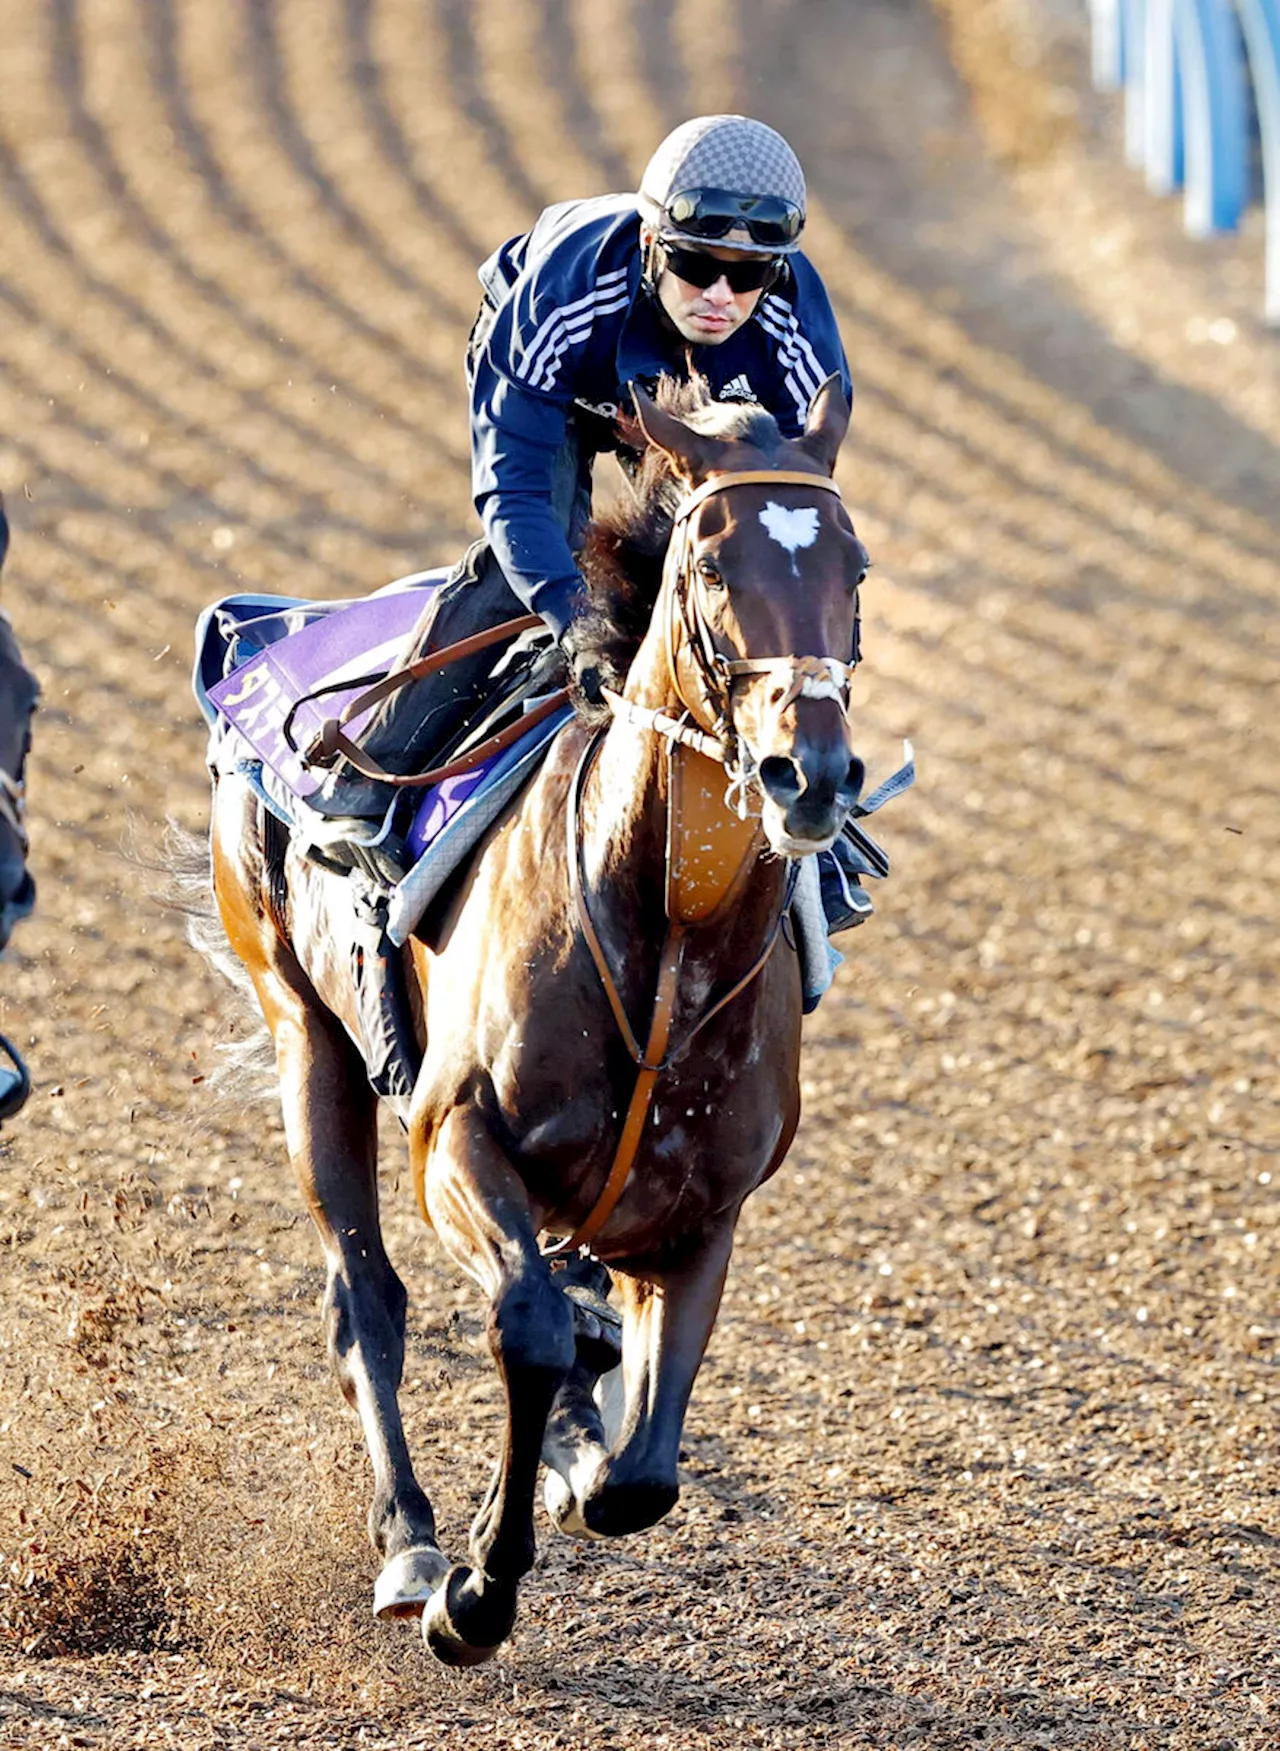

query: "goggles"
(661, 243), (780, 294)
(663, 187), (804, 250)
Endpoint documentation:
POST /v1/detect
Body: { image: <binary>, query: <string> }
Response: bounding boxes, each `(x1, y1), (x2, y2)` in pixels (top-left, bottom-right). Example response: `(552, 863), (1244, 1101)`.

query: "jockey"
(315, 115), (875, 929)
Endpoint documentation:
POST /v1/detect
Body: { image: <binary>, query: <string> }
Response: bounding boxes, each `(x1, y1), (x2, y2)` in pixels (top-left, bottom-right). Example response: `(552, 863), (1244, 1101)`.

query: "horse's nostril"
(843, 756), (865, 803)
(759, 755), (802, 803)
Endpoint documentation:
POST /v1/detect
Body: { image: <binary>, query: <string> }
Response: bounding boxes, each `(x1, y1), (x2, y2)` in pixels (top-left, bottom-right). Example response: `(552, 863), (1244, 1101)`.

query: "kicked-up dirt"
(0, 2), (1275, 1746)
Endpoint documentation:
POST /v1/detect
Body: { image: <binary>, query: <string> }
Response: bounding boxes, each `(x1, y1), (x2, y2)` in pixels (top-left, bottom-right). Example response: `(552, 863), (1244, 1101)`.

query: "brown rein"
(294, 612), (571, 791)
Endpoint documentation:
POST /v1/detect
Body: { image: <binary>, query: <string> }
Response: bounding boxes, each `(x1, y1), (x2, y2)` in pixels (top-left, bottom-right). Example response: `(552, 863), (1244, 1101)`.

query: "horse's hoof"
(580, 1476), (679, 1539)
(373, 1544), (451, 1621)
(421, 1565), (515, 1668)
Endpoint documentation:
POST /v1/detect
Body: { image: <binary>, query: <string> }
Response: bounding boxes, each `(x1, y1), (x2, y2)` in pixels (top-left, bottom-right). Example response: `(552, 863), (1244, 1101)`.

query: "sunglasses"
(665, 187), (804, 249)
(661, 244), (780, 294)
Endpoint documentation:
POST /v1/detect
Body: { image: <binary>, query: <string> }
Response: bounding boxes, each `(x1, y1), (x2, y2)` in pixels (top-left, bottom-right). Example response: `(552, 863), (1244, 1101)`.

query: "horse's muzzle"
(758, 747), (864, 851)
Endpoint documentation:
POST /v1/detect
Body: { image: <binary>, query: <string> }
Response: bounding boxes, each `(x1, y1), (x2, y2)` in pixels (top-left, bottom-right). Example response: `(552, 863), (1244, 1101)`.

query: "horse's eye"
(697, 556), (724, 588)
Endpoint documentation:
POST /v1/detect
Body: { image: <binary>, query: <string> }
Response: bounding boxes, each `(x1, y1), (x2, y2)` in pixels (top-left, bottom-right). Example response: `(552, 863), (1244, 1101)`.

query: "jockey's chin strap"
(545, 467), (854, 1259)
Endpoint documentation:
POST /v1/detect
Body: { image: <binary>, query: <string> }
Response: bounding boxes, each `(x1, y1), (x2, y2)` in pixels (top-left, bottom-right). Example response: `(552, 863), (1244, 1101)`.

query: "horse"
(201, 374), (868, 1665)
(0, 502), (39, 1119)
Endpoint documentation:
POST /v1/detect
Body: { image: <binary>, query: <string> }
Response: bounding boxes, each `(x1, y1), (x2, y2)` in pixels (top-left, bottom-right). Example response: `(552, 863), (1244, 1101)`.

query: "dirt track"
(0, 2), (1276, 1746)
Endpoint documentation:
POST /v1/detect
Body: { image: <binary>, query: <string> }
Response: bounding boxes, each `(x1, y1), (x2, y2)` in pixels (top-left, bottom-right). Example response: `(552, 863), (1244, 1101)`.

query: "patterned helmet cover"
(637, 115), (806, 252)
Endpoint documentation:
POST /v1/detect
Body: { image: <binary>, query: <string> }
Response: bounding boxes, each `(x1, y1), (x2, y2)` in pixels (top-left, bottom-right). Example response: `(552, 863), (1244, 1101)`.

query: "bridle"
(549, 466), (859, 1258)
(601, 468), (858, 808)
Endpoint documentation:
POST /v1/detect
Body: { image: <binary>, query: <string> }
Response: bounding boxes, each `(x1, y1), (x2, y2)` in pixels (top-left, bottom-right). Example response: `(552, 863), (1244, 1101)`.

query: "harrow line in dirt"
(842, 428), (1273, 687)
(363, 1), (538, 251)
(435, 0), (563, 219)
(339, 0), (513, 270)
(834, 306), (1280, 601)
(812, 213), (1280, 557)
(468, 0), (615, 199)
(244, 0), (473, 329)
(0, 133), (468, 522)
(535, 0), (638, 193)
(669, 0), (742, 116)
(144, 0), (466, 388)
(566, 0), (690, 178)
(0, 347), (417, 602)
(10, 4), (470, 479)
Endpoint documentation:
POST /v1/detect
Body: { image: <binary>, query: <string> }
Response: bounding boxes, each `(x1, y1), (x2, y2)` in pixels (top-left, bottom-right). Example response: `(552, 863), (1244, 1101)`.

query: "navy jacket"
(470, 194), (852, 639)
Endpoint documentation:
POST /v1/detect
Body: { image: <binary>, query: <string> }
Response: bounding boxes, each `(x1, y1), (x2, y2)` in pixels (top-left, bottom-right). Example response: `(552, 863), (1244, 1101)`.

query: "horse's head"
(630, 377), (867, 855)
(0, 507), (38, 951)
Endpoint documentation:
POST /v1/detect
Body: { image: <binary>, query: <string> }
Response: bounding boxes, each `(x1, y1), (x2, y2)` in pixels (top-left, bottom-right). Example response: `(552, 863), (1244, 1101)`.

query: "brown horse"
(203, 376), (867, 1664)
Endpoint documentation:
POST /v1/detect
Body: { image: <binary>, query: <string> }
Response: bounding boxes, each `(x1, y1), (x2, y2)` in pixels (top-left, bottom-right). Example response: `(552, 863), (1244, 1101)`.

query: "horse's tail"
(156, 819), (277, 1101)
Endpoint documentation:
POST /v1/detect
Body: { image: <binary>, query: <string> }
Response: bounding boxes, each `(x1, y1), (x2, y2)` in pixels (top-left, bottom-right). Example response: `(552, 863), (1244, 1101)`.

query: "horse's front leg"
(415, 1104), (575, 1666)
(544, 1214), (736, 1539)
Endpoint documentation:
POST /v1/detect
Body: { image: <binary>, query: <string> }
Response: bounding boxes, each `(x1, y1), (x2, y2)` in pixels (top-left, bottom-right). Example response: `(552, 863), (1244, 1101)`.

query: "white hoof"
(373, 1545), (451, 1621)
(543, 1467), (608, 1538)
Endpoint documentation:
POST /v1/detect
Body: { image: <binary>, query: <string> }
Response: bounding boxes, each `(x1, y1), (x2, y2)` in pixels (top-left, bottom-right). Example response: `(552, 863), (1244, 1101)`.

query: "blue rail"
(1089, 0), (1280, 321)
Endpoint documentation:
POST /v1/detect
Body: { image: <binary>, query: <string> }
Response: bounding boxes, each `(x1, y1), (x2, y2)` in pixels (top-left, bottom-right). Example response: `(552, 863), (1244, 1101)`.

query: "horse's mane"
(572, 376), (784, 710)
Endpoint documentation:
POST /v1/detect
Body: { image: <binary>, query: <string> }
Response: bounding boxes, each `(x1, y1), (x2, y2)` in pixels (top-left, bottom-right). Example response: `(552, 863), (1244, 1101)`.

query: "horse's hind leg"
(273, 1008), (449, 1619)
(213, 800), (446, 1620)
(415, 1105), (574, 1666)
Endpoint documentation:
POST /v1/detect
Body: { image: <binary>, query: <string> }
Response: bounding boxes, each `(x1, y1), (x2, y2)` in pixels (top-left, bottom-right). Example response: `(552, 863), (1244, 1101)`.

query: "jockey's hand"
(560, 620), (626, 708)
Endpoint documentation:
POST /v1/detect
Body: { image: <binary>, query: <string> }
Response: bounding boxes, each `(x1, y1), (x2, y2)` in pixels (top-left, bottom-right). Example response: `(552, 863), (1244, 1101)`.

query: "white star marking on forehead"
(759, 501), (820, 576)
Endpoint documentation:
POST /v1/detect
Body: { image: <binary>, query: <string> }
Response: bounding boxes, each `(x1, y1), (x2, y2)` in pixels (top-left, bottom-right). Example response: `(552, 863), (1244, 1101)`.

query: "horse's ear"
(629, 384), (719, 479)
(798, 374), (851, 473)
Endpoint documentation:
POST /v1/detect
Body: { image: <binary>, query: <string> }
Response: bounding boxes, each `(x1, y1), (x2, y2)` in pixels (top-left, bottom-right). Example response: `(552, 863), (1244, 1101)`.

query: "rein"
(545, 467), (852, 1258)
(285, 613), (571, 791)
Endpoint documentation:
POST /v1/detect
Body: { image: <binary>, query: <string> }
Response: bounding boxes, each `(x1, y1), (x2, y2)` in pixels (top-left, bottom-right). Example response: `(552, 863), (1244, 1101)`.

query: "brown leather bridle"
(547, 467), (858, 1257)
(609, 467), (857, 795)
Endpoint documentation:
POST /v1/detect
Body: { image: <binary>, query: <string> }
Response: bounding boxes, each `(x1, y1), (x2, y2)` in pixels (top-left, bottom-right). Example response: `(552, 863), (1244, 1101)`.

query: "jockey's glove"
(560, 619), (627, 709)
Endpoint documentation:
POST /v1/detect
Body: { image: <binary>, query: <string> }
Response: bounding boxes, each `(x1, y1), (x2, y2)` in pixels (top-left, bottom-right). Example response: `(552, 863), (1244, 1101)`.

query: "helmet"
(637, 115), (806, 254)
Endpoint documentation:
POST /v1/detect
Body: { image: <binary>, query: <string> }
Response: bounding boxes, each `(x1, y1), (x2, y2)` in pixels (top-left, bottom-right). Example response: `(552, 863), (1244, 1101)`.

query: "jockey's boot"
(817, 819), (883, 934)
(307, 544), (525, 871)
